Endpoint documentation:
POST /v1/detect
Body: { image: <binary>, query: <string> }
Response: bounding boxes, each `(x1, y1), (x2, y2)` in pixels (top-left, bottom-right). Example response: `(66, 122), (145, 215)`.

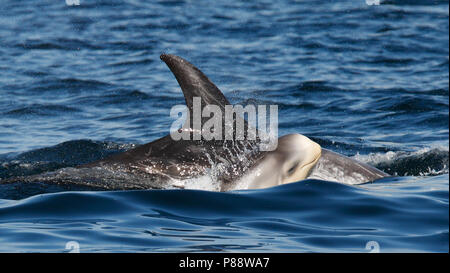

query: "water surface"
(0, 0), (448, 252)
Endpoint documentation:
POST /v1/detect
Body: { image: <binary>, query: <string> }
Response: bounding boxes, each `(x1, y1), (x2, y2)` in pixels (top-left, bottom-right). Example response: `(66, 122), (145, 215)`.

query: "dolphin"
(232, 135), (388, 189)
(0, 54), (388, 193)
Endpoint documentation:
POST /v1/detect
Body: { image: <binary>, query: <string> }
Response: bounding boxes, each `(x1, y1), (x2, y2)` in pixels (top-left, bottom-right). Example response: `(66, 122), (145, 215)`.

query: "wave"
(382, 0), (449, 6)
(352, 146), (449, 176)
(3, 104), (81, 117)
(0, 140), (134, 180)
(17, 38), (103, 51)
(0, 176), (447, 252)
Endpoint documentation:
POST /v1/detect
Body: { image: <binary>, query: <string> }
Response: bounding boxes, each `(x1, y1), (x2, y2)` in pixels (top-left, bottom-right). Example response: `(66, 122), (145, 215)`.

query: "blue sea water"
(0, 0), (448, 252)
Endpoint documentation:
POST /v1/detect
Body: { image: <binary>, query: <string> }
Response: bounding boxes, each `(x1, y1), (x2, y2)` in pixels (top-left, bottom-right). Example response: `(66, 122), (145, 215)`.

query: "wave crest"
(352, 147), (449, 176)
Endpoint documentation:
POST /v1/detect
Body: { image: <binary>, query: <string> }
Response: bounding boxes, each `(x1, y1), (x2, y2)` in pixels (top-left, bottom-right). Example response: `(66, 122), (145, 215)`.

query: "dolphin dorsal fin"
(160, 54), (230, 112)
(160, 54), (257, 143)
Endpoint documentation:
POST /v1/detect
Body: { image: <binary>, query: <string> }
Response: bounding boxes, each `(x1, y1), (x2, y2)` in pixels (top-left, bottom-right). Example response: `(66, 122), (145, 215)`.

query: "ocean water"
(0, 0), (448, 252)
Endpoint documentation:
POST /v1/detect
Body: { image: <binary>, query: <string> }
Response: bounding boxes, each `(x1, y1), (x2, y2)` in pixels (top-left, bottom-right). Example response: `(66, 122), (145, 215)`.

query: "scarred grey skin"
(1, 54), (389, 193)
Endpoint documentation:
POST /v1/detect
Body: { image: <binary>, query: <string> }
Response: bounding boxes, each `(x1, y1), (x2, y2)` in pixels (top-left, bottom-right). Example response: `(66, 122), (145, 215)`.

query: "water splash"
(352, 146), (449, 176)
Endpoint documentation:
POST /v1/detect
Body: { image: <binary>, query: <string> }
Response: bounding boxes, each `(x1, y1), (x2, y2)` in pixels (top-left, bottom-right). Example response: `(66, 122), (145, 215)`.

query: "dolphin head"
(244, 134), (322, 189)
(277, 134), (322, 183)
